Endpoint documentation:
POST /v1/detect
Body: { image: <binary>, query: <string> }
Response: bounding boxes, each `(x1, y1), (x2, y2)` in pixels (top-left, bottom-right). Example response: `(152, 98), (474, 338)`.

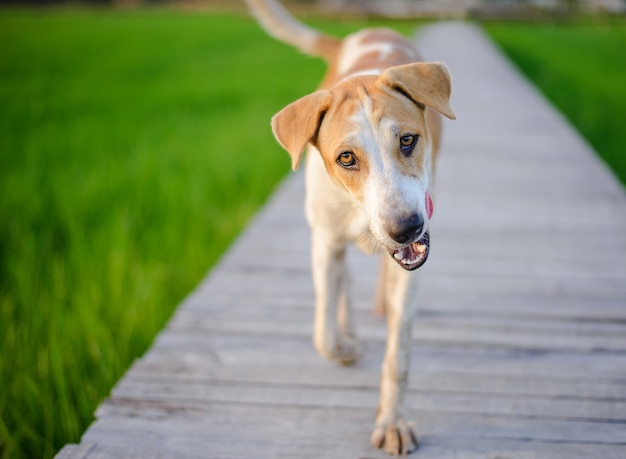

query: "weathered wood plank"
(82, 402), (626, 459)
(171, 305), (626, 336)
(144, 329), (626, 379)
(181, 289), (626, 325)
(127, 359), (626, 400)
(188, 268), (626, 303)
(110, 376), (626, 423)
(165, 309), (626, 353)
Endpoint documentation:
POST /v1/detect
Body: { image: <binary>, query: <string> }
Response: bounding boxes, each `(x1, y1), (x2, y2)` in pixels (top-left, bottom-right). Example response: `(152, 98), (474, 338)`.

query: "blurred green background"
(0, 2), (624, 458)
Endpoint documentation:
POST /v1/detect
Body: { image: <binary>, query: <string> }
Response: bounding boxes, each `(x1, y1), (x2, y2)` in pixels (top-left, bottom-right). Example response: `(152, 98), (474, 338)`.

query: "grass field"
(485, 19), (626, 186)
(0, 9), (418, 459)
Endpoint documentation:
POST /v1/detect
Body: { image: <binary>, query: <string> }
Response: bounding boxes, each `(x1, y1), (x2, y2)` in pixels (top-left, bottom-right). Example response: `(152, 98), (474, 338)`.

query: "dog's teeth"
(394, 251), (403, 260)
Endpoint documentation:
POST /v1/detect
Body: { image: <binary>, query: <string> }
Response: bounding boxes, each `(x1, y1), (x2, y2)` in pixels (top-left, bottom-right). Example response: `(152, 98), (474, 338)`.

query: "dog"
(245, 0), (455, 455)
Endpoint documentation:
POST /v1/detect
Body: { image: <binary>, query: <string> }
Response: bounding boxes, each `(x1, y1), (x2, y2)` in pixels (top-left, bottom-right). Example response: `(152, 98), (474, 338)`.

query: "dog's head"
(271, 62), (455, 270)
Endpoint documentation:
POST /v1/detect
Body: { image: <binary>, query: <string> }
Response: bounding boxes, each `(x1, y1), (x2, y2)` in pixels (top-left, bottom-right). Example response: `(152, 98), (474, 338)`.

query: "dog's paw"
(334, 334), (362, 366)
(370, 418), (418, 456)
(314, 333), (361, 366)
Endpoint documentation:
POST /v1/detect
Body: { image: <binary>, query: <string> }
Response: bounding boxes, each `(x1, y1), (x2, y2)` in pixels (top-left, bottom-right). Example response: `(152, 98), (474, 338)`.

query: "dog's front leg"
(371, 256), (420, 456)
(310, 231), (361, 366)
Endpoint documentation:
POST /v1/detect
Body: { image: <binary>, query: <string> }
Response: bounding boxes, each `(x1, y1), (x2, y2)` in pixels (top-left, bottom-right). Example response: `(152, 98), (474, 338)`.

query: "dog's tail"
(245, 0), (340, 60)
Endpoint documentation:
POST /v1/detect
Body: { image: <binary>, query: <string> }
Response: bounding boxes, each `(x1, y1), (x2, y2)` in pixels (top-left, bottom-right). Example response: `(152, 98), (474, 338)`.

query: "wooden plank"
(82, 401), (626, 459)
(187, 268), (626, 303)
(172, 304), (626, 336)
(165, 309), (626, 353)
(110, 375), (626, 423)
(182, 290), (626, 323)
(128, 356), (626, 400)
(144, 329), (626, 379)
(129, 362), (626, 402)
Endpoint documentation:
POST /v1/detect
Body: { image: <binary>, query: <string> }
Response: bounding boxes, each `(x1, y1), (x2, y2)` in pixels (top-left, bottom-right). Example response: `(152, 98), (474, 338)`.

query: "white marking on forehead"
(336, 69), (383, 85)
(337, 31), (418, 75)
(348, 101), (430, 228)
(347, 95), (377, 154)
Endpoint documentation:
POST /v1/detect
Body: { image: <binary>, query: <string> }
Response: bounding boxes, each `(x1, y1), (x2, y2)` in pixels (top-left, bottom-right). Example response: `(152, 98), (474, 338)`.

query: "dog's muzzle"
(388, 231), (430, 271)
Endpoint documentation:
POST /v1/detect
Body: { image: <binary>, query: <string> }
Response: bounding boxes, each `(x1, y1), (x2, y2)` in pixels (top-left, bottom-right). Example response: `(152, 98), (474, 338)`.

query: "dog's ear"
(271, 90), (333, 171)
(379, 62), (456, 120)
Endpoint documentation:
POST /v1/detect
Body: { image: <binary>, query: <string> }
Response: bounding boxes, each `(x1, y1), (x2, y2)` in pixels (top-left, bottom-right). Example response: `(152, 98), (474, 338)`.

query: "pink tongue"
(426, 191), (434, 219)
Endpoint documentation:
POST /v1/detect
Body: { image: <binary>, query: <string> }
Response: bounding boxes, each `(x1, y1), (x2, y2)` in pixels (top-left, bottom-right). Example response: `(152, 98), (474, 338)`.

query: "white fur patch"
(338, 30), (418, 75)
(337, 69), (384, 85)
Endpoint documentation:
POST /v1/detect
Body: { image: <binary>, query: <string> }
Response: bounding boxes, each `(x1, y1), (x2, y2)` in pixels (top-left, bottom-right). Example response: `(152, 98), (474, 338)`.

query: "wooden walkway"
(57, 22), (626, 459)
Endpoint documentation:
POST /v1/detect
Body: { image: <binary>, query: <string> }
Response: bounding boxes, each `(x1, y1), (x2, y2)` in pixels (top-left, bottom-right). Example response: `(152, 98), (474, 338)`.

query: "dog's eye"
(400, 134), (418, 155)
(337, 151), (356, 168)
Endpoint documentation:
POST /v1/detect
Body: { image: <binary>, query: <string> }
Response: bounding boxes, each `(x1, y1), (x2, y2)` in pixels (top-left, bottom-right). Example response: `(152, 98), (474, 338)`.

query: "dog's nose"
(389, 213), (424, 244)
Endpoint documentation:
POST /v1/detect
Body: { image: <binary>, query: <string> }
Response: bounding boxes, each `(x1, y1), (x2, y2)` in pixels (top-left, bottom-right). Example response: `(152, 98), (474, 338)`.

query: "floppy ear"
(378, 62), (456, 120)
(271, 90), (333, 171)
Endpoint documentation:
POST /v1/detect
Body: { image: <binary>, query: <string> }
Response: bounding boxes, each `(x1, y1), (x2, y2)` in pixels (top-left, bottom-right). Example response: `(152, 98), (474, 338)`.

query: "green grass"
(0, 9), (421, 459)
(485, 19), (626, 186)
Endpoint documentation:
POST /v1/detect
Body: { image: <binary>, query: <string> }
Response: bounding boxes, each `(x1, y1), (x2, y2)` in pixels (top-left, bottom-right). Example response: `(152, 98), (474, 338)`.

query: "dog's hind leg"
(311, 232), (361, 366)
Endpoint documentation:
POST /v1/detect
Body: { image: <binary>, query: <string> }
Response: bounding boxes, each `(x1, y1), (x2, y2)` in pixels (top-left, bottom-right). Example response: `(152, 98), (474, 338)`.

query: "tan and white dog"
(245, 0), (455, 455)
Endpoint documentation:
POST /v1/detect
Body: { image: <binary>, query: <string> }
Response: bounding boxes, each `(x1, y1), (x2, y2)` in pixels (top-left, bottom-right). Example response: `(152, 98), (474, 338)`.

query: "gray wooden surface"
(56, 22), (626, 459)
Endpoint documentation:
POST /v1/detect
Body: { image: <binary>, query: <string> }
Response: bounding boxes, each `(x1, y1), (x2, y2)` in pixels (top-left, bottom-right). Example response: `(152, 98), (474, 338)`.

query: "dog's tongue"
(426, 191), (434, 219)
(390, 231), (430, 271)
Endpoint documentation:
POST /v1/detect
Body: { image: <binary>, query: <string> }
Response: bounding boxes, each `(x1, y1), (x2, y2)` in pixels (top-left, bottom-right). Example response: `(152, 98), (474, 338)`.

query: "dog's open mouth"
(388, 231), (430, 271)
